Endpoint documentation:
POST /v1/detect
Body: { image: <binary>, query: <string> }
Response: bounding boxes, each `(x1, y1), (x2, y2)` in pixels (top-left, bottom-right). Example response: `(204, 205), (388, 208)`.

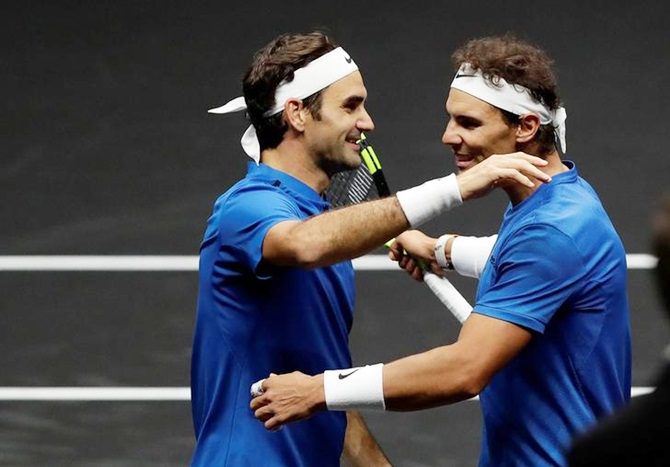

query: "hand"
(456, 152), (551, 200)
(250, 372), (326, 431)
(388, 231), (443, 280)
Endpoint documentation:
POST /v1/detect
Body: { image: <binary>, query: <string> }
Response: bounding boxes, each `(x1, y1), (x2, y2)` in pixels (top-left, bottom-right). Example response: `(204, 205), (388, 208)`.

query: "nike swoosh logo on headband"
(338, 369), (360, 379)
(344, 55), (353, 64)
(454, 73), (475, 79)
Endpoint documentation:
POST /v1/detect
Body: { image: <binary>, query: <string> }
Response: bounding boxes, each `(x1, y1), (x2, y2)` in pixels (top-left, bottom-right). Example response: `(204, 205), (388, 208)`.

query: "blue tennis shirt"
(475, 161), (631, 466)
(191, 163), (355, 466)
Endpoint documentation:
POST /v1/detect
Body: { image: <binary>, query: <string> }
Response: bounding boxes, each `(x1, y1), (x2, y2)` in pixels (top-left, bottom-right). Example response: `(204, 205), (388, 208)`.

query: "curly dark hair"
(452, 34), (562, 155)
(242, 32), (338, 152)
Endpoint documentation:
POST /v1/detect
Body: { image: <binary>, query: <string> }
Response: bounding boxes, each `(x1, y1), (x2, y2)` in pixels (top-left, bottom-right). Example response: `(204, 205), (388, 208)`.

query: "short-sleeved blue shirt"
(191, 163), (355, 466)
(475, 162), (631, 466)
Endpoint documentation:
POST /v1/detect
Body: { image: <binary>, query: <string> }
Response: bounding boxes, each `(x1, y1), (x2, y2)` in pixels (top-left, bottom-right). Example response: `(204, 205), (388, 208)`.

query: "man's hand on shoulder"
(457, 152), (551, 200)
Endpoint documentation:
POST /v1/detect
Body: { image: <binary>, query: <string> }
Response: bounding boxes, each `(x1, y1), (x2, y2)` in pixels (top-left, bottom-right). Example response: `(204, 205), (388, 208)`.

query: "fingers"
(396, 254), (421, 278)
(388, 245), (403, 262)
(250, 378), (266, 397)
(502, 153), (551, 182)
(249, 381), (286, 431)
(496, 167), (539, 189)
(492, 154), (549, 182)
(252, 402), (283, 431)
(457, 152), (552, 200)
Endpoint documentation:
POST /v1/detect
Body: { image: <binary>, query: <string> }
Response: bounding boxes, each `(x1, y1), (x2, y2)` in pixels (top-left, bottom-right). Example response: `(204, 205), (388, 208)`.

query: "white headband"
(208, 47), (359, 163)
(450, 63), (567, 153)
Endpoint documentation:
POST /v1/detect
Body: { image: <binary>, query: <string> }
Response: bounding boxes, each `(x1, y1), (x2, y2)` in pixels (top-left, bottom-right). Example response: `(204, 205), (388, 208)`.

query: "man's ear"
(516, 114), (541, 144)
(283, 98), (309, 132)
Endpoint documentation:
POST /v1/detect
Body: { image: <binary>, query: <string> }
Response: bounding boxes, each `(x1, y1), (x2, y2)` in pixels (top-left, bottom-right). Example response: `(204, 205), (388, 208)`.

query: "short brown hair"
(452, 34), (562, 155)
(242, 32), (338, 152)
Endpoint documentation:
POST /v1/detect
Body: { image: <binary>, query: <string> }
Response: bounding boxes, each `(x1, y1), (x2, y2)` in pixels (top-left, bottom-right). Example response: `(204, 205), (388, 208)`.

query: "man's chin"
(329, 155), (361, 175)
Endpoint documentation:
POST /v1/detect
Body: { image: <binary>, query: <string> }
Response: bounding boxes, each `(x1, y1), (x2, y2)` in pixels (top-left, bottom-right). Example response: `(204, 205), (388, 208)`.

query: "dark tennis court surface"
(3, 2), (669, 465)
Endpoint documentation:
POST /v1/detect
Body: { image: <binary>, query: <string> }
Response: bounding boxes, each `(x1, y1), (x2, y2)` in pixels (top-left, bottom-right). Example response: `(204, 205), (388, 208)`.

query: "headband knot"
(450, 63), (567, 153)
(208, 47), (359, 163)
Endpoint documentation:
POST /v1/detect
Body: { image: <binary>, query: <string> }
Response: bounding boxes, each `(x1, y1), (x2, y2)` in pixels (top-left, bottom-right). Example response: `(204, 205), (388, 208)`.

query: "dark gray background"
(2, 1), (669, 465)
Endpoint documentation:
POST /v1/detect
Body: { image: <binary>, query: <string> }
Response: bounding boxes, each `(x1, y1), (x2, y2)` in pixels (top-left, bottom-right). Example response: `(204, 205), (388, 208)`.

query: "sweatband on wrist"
(451, 235), (498, 278)
(323, 364), (385, 411)
(434, 234), (456, 270)
(396, 174), (463, 228)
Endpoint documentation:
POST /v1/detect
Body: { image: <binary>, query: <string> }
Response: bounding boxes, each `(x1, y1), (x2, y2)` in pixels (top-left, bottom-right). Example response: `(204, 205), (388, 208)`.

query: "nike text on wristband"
(323, 363), (385, 411)
(396, 173), (463, 228)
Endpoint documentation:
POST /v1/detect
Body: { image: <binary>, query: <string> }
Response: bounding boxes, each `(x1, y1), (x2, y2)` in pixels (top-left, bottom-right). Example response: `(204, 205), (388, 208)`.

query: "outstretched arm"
(250, 313), (532, 430)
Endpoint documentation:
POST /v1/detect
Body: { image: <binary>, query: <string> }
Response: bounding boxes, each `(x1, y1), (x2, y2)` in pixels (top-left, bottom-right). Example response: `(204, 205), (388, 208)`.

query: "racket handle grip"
(423, 272), (472, 324)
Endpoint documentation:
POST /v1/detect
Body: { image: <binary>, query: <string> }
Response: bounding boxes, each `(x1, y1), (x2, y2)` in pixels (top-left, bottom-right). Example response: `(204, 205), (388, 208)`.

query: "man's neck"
(260, 141), (329, 194)
(504, 150), (568, 205)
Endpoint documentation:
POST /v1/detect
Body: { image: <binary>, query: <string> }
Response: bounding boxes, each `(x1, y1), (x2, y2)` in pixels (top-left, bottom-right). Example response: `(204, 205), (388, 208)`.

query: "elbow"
(459, 378), (487, 400)
(449, 367), (490, 400)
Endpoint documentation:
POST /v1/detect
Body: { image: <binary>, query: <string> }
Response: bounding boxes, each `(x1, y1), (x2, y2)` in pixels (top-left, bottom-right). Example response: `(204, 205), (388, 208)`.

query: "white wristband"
(434, 234), (456, 270)
(451, 235), (498, 279)
(323, 364), (385, 411)
(396, 174), (463, 228)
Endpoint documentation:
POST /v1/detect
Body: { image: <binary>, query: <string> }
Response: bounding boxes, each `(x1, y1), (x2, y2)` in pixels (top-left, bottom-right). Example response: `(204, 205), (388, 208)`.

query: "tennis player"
(250, 34), (632, 466)
(192, 31), (552, 465)
(568, 193), (670, 466)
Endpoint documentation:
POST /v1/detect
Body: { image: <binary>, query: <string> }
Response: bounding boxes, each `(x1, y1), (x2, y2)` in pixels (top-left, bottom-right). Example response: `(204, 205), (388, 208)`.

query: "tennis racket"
(324, 133), (472, 324)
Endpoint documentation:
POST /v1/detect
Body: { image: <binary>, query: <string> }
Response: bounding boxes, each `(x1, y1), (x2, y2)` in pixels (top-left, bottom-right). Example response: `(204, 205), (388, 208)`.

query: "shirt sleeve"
(217, 184), (302, 279)
(474, 223), (586, 333)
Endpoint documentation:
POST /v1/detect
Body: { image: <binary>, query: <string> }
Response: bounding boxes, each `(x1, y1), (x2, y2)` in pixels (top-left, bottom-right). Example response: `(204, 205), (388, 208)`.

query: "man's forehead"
(322, 71), (367, 100)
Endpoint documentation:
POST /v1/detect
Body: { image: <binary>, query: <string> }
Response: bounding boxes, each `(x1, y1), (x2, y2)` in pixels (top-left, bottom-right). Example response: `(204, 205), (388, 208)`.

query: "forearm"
(319, 348), (480, 413)
(321, 317), (530, 413)
(391, 231), (496, 280)
(381, 344), (482, 411)
(342, 411), (391, 467)
(268, 196), (409, 269)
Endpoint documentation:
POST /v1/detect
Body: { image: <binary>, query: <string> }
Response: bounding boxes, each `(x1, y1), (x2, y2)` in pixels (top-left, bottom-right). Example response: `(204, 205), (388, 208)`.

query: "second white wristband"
(323, 364), (386, 411)
(451, 235), (498, 279)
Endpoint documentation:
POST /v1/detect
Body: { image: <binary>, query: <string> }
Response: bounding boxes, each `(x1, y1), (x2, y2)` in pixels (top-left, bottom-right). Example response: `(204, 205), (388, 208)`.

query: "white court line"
(0, 387), (654, 401)
(0, 387), (191, 401)
(0, 255), (658, 402)
(0, 254), (658, 271)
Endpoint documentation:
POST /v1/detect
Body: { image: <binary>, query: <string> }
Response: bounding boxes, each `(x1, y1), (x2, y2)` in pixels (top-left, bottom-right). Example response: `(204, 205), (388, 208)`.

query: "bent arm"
(264, 152), (549, 269)
(382, 313), (530, 410)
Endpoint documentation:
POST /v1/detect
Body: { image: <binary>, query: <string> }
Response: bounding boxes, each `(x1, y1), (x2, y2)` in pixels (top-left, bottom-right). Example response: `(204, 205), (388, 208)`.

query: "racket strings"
(325, 165), (380, 207)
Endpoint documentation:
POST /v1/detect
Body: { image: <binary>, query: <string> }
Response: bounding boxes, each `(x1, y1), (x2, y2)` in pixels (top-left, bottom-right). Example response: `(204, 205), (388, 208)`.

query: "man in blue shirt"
(568, 194), (670, 466)
(250, 34), (631, 467)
